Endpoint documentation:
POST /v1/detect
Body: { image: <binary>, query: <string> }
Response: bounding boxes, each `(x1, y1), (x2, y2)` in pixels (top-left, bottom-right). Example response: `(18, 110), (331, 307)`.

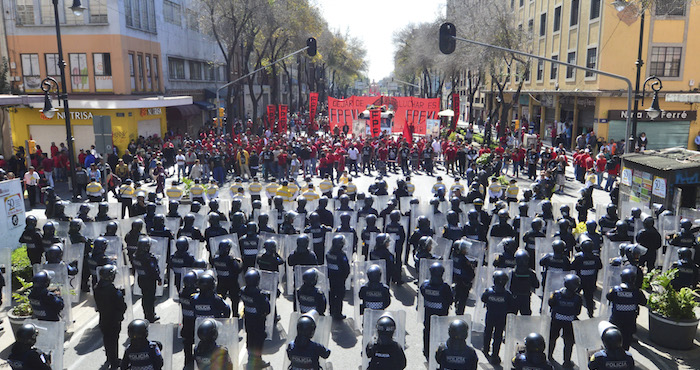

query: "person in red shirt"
(41, 153), (54, 188)
(50, 142), (59, 158)
(595, 152), (607, 188)
(277, 150), (288, 179)
(445, 144), (458, 176)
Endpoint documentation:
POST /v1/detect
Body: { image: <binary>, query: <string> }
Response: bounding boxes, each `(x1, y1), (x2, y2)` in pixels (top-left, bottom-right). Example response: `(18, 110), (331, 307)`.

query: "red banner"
(278, 104), (288, 133)
(309, 92), (318, 121)
(452, 92), (460, 129)
(327, 95), (439, 136)
(266, 105), (276, 129)
(369, 109), (381, 137)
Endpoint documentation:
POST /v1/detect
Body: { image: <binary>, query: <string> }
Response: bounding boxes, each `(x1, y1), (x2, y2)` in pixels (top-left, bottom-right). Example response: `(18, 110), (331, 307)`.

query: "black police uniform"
(493, 252), (517, 269)
(204, 226), (229, 253)
(180, 284), (198, 363)
(511, 353), (554, 369)
(670, 231), (700, 264)
(212, 254), (243, 316)
(177, 226), (204, 242)
(490, 222), (517, 238)
(194, 342), (233, 370)
(170, 250), (195, 290)
(435, 342), (478, 369)
(94, 278), (127, 367)
(548, 289), (583, 359)
(325, 248), (350, 318)
(636, 226), (661, 269)
(539, 253), (571, 291)
(598, 215), (618, 234)
(239, 235), (261, 269)
(419, 279), (453, 357)
(522, 229), (545, 269)
(366, 340), (406, 370)
(452, 254), (476, 315)
(29, 286), (64, 322)
(286, 339), (330, 370)
(120, 341), (164, 369)
(192, 291), (231, 319)
(385, 221), (407, 272)
(481, 287), (517, 356)
(8, 344), (52, 370)
(606, 285), (645, 350)
(509, 268), (539, 315)
(671, 260), (700, 289)
(132, 250), (161, 320)
(358, 280), (391, 315)
(572, 252), (602, 316)
(462, 221), (486, 243)
(240, 285), (271, 362)
(296, 283), (327, 315)
(20, 226), (43, 265)
(304, 225), (331, 264)
(370, 247), (396, 285)
(588, 349), (635, 370)
(124, 229), (143, 264)
(361, 225), (381, 258)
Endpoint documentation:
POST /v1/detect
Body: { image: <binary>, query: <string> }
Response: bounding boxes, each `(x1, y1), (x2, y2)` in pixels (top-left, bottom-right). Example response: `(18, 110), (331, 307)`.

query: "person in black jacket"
(29, 270), (64, 322)
(94, 264), (127, 369)
(8, 323), (52, 369)
(121, 319), (164, 370)
(366, 315), (406, 370)
(21, 215), (44, 265)
(325, 235), (350, 320)
(132, 237), (162, 323)
(212, 239), (243, 317)
(240, 269), (271, 369)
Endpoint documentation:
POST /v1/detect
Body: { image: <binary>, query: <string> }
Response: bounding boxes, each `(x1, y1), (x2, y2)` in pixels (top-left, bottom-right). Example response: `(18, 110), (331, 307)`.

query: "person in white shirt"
(175, 150), (186, 179)
(347, 146), (359, 175)
(23, 166), (40, 209)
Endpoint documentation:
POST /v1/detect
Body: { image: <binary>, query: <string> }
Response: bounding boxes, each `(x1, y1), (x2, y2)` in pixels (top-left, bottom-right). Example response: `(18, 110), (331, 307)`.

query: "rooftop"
(622, 147), (700, 171)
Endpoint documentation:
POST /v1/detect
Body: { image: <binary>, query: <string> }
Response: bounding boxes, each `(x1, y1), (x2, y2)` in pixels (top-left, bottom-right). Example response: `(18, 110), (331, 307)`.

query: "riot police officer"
(315, 197), (334, 228)
(452, 240), (476, 315)
(212, 239), (243, 316)
(177, 214), (205, 242)
(286, 315), (331, 369)
(296, 268), (327, 315)
(95, 202), (113, 221)
(671, 247), (700, 289)
(599, 204), (619, 234)
(370, 233), (396, 285)
(366, 315), (406, 369)
(419, 262), (453, 359)
(132, 236), (162, 323)
(8, 323), (52, 369)
(637, 216), (662, 270)
(88, 237), (116, 290)
(279, 211), (299, 235)
(523, 218), (546, 269)
(361, 214), (381, 258)
(435, 319), (478, 370)
(547, 274), (583, 367)
(229, 211), (248, 237)
(588, 327), (635, 369)
(180, 271), (199, 365)
(578, 220), (602, 255)
(78, 204), (94, 222)
(669, 218), (699, 264)
(553, 219), (577, 255)
(66, 219), (92, 293)
(510, 249), (539, 316)
(192, 273), (231, 319)
(257, 239), (285, 273)
(20, 215), (43, 265)
(240, 269), (271, 369)
(125, 219), (146, 264)
(512, 202), (529, 237)
(40, 222), (61, 257)
(493, 237), (518, 268)
(606, 221), (633, 243)
(606, 268), (646, 350)
(539, 240), (571, 290)
(194, 319), (234, 370)
(408, 216), (435, 265)
(29, 270), (64, 322)
(385, 210), (407, 273)
(51, 201), (71, 221)
(572, 239), (603, 317)
(511, 333), (553, 370)
(358, 264), (391, 314)
(288, 234), (319, 269)
(335, 212), (358, 253)
(239, 222), (261, 269)
(325, 235), (350, 320)
(208, 199), (228, 222)
(120, 319), (164, 369)
(305, 212), (332, 264)
(45, 244), (79, 277)
(443, 211), (464, 241)
(204, 213), (229, 253)
(481, 270), (516, 364)
(94, 264), (127, 369)
(490, 209), (517, 238)
(171, 237), (195, 290)
(258, 213), (276, 234)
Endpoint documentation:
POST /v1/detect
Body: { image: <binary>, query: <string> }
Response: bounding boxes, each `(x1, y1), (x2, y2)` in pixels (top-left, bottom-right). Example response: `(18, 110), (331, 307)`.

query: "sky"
(315, 0), (446, 82)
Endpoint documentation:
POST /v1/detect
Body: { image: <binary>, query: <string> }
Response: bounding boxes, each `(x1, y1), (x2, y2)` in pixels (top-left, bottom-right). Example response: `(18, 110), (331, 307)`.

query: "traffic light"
(439, 22), (456, 55)
(306, 37), (317, 57)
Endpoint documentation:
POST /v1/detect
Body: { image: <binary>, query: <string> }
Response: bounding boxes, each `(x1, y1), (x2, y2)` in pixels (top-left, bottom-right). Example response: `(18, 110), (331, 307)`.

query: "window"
(20, 54), (40, 92)
(511, 0), (515, 8)
(45, 54), (62, 88)
(16, 0), (34, 25)
(93, 53), (113, 92)
(129, 53), (136, 91)
(585, 48), (597, 77)
(519, 0), (524, 7)
(566, 51), (576, 79)
(190, 61), (203, 80)
(656, 0), (686, 16)
(164, 0), (182, 26)
(528, 19), (534, 34)
(553, 6), (561, 32)
(146, 55), (152, 91)
(205, 64), (216, 81)
(537, 60), (544, 81)
(132, 0), (141, 28)
(186, 9), (199, 31)
(524, 65), (530, 82)
(550, 55), (559, 80)
(69, 53), (90, 92)
(168, 57), (185, 79)
(153, 56), (160, 90)
(125, 0), (156, 32)
(590, 0), (601, 20)
(650, 46), (682, 77)
(137, 54), (144, 90)
(570, 0), (579, 26)
(539, 13), (547, 36)
(89, 0), (108, 23)
(41, 0), (83, 25)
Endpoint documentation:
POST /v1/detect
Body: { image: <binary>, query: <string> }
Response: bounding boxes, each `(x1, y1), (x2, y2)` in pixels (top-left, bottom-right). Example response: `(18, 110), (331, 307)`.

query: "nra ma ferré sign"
(608, 109), (697, 122)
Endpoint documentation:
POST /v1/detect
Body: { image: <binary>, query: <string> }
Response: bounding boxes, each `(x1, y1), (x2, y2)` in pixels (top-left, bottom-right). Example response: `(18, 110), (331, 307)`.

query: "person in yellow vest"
(118, 178), (136, 218)
(450, 177), (465, 199)
(488, 177), (504, 204)
(248, 177), (263, 202)
(265, 178), (279, 206)
(319, 174), (333, 198)
(166, 180), (184, 201)
(432, 176), (446, 196)
(86, 178), (105, 202)
(302, 183), (321, 202)
(288, 179), (300, 199)
(339, 171), (349, 185)
(405, 176), (415, 196)
(346, 176), (357, 201)
(275, 180), (294, 202)
(505, 179), (519, 204)
(189, 178), (206, 204)
(206, 179), (219, 201)
(230, 177), (244, 198)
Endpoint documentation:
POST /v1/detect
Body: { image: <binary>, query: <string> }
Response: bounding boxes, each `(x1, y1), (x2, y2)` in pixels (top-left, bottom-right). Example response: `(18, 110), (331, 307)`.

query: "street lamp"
(612, 0), (631, 12)
(69, 0), (86, 16)
(39, 78), (59, 119)
(642, 76), (663, 120)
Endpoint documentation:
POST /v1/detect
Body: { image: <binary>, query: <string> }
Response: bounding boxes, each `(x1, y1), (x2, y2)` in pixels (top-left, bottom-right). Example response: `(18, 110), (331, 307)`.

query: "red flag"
(370, 109), (381, 137)
(403, 119), (412, 141)
(309, 92), (319, 121)
(452, 92), (460, 129)
(278, 105), (288, 133)
(266, 105), (276, 130)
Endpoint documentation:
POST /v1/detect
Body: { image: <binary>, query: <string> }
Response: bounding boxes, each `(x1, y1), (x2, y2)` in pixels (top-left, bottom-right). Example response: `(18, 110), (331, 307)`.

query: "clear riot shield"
(192, 213), (207, 233)
(62, 242), (85, 303)
(462, 239), (486, 300)
(102, 236), (126, 267)
(52, 220), (70, 238)
(595, 203), (607, 223)
(269, 209), (281, 233)
(540, 269), (568, 316)
(572, 317), (606, 365)
(367, 232), (396, 259)
(256, 269), (279, 340)
(362, 310), (407, 369)
(293, 212), (307, 232)
(663, 246), (683, 272)
(487, 236), (505, 267)
(0, 248), (10, 311)
(133, 237), (168, 297)
(399, 197), (412, 214)
(599, 263), (624, 316)
(534, 236), (554, 294)
(283, 311), (332, 370)
(293, 265), (329, 313)
(208, 234), (241, 260)
(118, 217), (140, 239)
(83, 220), (108, 240)
(470, 266), (491, 333)
(429, 315), (472, 370)
(148, 323), (174, 370)
(599, 239), (624, 308)
(97, 265), (135, 324)
(334, 211), (357, 231)
(620, 201), (651, 221)
(194, 318), (239, 370)
(518, 217), (532, 247)
(284, 234), (300, 294)
(553, 201), (575, 220)
(502, 314), (551, 370)
(417, 258), (453, 322)
(26, 319), (64, 370)
(257, 232), (285, 276)
(164, 217), (182, 236)
(375, 196), (390, 214)
(168, 237), (204, 299)
(433, 236), (452, 261)
(33, 263), (73, 328)
(357, 215), (367, 242)
(351, 260), (387, 331)
(431, 213), (447, 235)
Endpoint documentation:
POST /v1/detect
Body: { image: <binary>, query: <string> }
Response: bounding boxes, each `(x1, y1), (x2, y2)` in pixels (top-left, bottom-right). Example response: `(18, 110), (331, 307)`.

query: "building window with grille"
(125, 0), (156, 32)
(93, 53), (113, 92)
(164, 1), (182, 26)
(137, 54), (144, 90)
(168, 57), (185, 80)
(145, 55), (152, 91)
(566, 52), (576, 79)
(41, 0), (83, 25)
(68, 53), (90, 92)
(537, 60), (544, 81)
(650, 46), (682, 77)
(21, 54), (41, 92)
(550, 55), (558, 80)
(553, 6), (561, 32)
(585, 48), (597, 77)
(153, 56), (160, 90)
(129, 53), (136, 91)
(45, 54), (61, 83)
(570, 0), (579, 26)
(539, 13), (547, 36)
(89, 0), (108, 23)
(16, 0), (34, 25)
(590, 0), (601, 20)
(656, 0), (686, 16)
(190, 61), (203, 80)
(186, 9), (199, 31)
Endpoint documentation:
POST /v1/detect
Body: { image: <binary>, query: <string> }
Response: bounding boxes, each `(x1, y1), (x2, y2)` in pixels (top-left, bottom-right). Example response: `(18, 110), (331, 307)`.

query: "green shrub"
(11, 246), (32, 291)
(643, 268), (699, 320)
(11, 276), (32, 317)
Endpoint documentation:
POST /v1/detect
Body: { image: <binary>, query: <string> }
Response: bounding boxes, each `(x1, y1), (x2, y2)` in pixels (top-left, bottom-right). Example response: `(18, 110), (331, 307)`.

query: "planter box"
(8, 311), (31, 339)
(648, 311), (699, 350)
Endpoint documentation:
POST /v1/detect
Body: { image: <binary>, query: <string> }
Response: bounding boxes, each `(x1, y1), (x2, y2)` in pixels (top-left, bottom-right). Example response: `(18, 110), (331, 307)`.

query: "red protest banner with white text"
(452, 93), (460, 129)
(266, 105), (276, 129)
(309, 92), (319, 121)
(278, 104), (288, 133)
(327, 95), (439, 136)
(369, 109), (381, 137)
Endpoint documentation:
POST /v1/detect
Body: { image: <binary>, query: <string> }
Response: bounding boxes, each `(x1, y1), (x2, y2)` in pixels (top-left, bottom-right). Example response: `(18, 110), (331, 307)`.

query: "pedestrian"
(23, 166), (40, 209)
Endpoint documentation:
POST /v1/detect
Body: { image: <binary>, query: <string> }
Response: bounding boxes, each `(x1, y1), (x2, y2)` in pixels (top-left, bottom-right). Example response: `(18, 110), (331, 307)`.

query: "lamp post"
(41, 0), (85, 200)
(642, 76), (663, 119)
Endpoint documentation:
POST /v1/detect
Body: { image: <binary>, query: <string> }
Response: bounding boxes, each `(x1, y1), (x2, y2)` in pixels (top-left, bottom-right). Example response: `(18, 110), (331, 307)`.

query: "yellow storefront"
(10, 96), (192, 156)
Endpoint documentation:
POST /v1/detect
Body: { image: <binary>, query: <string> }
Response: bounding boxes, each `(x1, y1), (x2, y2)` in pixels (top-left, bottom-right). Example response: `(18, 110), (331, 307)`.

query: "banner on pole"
(278, 104), (288, 133)
(309, 92), (319, 121)
(452, 93), (460, 129)
(369, 109), (381, 137)
(266, 105), (276, 129)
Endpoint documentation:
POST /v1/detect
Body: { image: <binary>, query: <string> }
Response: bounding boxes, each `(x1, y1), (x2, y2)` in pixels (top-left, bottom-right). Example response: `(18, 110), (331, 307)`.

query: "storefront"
(10, 96), (192, 157)
(620, 148), (700, 212)
(607, 109), (697, 150)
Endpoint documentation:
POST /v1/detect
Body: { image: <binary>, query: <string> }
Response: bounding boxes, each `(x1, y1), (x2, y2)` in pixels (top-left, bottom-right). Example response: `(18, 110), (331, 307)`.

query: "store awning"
(194, 101), (216, 110)
(166, 104), (201, 120)
(438, 109), (454, 117)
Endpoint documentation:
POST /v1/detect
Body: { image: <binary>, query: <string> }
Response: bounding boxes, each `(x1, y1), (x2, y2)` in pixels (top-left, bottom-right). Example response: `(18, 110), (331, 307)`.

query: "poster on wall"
(0, 179), (26, 246)
(621, 167), (632, 186)
(652, 176), (667, 198)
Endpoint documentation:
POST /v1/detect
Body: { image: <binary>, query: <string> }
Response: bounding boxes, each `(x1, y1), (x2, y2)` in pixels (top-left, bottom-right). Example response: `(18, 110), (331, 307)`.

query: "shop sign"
(607, 109), (697, 122)
(559, 96), (596, 108)
(140, 108), (162, 116)
(40, 110), (94, 121)
(621, 167), (632, 186)
(652, 176), (666, 198)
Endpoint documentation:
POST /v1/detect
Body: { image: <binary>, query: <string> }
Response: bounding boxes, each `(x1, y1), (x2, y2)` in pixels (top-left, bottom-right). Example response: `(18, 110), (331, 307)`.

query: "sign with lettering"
(369, 108), (381, 137)
(327, 95), (439, 135)
(652, 176), (666, 198)
(607, 110), (697, 122)
(621, 167), (632, 186)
